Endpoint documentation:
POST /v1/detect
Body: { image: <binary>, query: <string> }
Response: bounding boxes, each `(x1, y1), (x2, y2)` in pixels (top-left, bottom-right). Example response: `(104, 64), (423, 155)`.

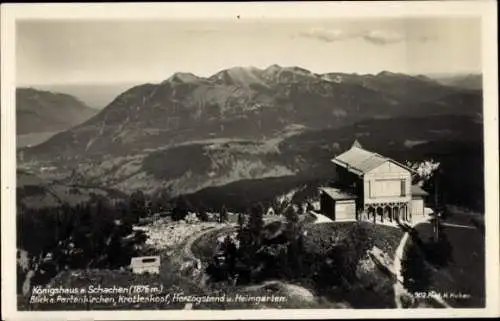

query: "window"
(370, 179), (400, 197)
(142, 258), (158, 264)
(401, 179), (406, 196)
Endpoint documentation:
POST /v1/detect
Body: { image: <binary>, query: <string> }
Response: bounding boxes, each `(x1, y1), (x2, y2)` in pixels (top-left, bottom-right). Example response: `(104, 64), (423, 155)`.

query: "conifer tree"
(172, 196), (190, 221)
(284, 205), (303, 276)
(249, 203), (264, 243)
(220, 204), (228, 223)
(130, 190), (146, 223)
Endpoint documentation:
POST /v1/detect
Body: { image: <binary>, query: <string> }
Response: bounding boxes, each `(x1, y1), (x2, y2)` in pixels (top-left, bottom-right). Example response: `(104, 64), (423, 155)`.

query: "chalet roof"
(332, 142), (417, 176)
(411, 184), (429, 197)
(319, 187), (357, 200)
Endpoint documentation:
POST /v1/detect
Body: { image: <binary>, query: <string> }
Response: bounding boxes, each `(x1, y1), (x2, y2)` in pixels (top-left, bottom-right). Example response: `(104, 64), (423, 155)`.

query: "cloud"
(361, 30), (404, 45)
(299, 27), (357, 42)
(298, 27), (437, 46)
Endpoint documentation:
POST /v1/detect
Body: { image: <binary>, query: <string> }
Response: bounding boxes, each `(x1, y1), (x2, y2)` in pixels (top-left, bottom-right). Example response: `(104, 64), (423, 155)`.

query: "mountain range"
(25, 72), (482, 111)
(27, 83), (140, 109)
(22, 65), (481, 158)
(16, 88), (97, 147)
(431, 74), (482, 90)
(17, 88), (97, 134)
(17, 65), (484, 210)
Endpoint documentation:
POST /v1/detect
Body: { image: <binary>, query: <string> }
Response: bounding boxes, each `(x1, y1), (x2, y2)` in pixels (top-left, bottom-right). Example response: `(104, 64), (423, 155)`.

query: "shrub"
(172, 196), (190, 221)
(402, 241), (431, 293)
(129, 190), (147, 222)
(248, 203), (265, 241)
(423, 231), (453, 267)
(197, 211), (210, 222)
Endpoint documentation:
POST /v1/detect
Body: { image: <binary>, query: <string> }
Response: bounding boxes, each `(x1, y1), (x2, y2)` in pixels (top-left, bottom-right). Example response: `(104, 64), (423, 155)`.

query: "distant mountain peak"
(431, 73), (482, 90)
(377, 70), (399, 77)
(209, 66), (264, 86)
(376, 71), (422, 82)
(22, 65), (482, 161)
(283, 66), (313, 75)
(265, 64), (282, 71)
(414, 74), (436, 82)
(228, 65), (261, 71)
(164, 72), (201, 84)
(16, 87), (97, 136)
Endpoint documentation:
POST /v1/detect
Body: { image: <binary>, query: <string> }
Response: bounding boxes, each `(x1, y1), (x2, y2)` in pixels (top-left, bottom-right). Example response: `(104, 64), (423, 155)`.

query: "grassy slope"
(167, 114), (483, 213)
(25, 218), (337, 310)
(192, 222), (404, 267)
(303, 222), (403, 255)
(25, 217), (484, 310)
(411, 222), (485, 307)
(192, 220), (404, 308)
(17, 131), (60, 149)
(17, 170), (127, 210)
(299, 222), (404, 308)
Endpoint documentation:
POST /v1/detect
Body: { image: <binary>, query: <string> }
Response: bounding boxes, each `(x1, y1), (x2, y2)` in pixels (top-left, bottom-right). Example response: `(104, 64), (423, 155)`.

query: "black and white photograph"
(1, 1), (499, 319)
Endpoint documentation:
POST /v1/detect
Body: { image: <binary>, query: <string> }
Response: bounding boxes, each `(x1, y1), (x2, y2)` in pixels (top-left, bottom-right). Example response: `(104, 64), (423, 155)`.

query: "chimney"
(352, 139), (363, 149)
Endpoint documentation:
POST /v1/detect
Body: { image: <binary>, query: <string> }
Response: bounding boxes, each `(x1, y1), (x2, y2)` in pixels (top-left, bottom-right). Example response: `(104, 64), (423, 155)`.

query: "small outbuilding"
(319, 187), (358, 221)
(130, 256), (161, 274)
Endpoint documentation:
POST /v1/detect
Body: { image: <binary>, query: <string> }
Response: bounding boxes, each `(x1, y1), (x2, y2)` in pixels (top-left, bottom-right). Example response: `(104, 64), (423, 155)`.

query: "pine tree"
(172, 196), (190, 221)
(236, 204), (264, 272)
(129, 190), (146, 223)
(237, 212), (246, 229)
(285, 205), (299, 228)
(249, 203), (264, 242)
(234, 208), (252, 275)
(284, 205), (303, 277)
(220, 205), (228, 223)
(296, 202), (305, 215)
(197, 210), (209, 222)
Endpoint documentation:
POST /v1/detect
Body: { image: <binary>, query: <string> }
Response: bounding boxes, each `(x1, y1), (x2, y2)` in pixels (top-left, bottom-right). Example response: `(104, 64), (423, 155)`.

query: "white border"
(1, 1), (499, 319)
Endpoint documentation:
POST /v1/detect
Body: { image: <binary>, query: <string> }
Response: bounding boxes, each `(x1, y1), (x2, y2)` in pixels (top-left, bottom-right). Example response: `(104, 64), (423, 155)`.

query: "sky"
(16, 17), (482, 86)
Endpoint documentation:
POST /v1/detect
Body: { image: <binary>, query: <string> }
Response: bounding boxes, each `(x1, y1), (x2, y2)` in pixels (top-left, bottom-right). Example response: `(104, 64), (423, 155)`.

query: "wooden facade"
(319, 140), (428, 224)
(362, 160), (412, 223)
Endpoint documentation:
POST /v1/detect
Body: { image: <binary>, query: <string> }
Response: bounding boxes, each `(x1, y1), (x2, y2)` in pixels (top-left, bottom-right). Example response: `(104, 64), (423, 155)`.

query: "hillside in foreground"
(23, 218), (406, 310)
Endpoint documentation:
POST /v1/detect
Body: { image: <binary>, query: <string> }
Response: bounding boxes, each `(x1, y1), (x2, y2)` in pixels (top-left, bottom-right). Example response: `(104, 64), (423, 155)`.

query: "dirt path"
(309, 212), (334, 224)
(182, 223), (236, 261)
(393, 232), (411, 308)
(183, 216), (283, 266)
(179, 223), (236, 286)
(392, 218), (452, 308)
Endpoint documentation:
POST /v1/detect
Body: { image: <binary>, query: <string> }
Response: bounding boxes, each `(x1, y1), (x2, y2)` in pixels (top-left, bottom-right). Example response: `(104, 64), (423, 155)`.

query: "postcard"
(1, 1), (498, 319)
